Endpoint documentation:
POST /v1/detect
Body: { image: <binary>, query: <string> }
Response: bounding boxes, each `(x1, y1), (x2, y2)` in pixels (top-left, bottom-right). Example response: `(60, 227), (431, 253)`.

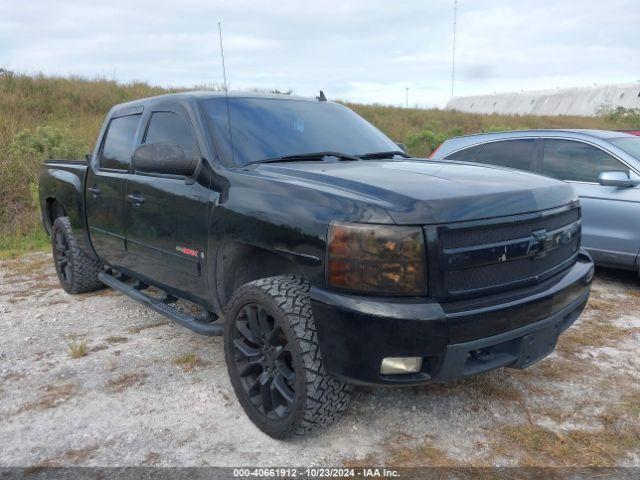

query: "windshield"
(609, 137), (640, 160)
(200, 97), (399, 166)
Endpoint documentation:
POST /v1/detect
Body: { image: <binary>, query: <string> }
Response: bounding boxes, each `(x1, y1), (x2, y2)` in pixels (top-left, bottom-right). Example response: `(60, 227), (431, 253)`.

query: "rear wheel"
(51, 217), (103, 294)
(224, 276), (352, 438)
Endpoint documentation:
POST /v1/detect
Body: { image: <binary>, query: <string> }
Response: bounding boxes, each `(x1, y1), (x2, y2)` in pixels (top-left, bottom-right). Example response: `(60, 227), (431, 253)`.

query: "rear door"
(473, 139), (538, 172)
(86, 111), (142, 267)
(444, 138), (539, 172)
(122, 106), (211, 300)
(540, 138), (640, 268)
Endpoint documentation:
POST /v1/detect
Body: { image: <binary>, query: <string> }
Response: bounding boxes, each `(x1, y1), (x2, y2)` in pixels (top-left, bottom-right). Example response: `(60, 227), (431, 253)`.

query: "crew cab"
(39, 92), (593, 438)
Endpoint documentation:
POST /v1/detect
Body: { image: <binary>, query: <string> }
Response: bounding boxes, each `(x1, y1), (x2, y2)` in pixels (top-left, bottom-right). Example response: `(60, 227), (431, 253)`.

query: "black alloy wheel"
(223, 276), (352, 438)
(231, 303), (296, 419)
(53, 227), (72, 286)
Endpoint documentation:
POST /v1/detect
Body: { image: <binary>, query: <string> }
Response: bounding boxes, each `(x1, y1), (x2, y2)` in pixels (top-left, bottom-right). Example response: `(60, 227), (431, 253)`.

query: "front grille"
(435, 205), (581, 298)
(440, 207), (580, 249)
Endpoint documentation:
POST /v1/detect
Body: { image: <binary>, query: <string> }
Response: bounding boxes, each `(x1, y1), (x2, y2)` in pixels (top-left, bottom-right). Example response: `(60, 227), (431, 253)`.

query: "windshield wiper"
(250, 151), (360, 164)
(357, 150), (410, 160)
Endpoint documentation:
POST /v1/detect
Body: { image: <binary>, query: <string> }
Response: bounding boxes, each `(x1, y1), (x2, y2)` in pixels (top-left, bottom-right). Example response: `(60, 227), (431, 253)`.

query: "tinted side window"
(144, 111), (199, 159)
(444, 144), (481, 162)
(100, 114), (141, 170)
(475, 139), (536, 171)
(542, 139), (627, 182)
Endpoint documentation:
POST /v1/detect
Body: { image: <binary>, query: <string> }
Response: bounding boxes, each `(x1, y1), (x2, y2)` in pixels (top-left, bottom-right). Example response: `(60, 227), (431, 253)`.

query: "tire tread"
(52, 217), (103, 294)
(226, 275), (352, 437)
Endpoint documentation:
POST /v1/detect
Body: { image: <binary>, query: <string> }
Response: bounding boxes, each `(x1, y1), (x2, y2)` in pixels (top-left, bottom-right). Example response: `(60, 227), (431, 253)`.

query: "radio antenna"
(450, 0), (458, 99)
(218, 21), (229, 92)
(218, 21), (235, 164)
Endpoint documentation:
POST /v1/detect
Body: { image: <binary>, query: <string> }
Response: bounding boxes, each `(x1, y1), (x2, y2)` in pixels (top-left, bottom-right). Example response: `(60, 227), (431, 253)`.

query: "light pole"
(405, 87), (409, 108)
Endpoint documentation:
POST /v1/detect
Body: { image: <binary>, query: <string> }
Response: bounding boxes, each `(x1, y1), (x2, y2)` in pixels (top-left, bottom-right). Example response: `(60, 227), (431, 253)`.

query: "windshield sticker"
(293, 117), (304, 132)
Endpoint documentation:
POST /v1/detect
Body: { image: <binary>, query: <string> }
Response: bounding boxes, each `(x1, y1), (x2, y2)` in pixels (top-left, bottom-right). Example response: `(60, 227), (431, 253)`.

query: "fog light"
(380, 357), (423, 375)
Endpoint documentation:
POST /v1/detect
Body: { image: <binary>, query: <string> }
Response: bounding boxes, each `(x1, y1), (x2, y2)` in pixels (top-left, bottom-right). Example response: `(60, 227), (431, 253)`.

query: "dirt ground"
(1, 252), (639, 467)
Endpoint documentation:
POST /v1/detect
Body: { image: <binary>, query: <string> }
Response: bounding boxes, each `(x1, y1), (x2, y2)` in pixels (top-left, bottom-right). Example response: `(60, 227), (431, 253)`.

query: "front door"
(86, 111), (142, 267)
(122, 107), (211, 301)
(540, 138), (640, 268)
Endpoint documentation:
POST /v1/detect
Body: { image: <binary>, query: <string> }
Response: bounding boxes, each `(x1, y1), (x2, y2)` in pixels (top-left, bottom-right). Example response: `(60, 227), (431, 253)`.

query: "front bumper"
(310, 253), (593, 386)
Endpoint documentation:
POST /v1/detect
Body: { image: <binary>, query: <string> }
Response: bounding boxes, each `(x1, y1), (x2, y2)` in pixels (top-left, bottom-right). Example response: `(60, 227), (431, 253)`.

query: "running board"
(98, 271), (223, 336)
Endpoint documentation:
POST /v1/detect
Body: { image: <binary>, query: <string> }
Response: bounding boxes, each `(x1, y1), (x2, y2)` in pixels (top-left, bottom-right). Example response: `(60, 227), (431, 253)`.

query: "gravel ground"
(1, 252), (639, 467)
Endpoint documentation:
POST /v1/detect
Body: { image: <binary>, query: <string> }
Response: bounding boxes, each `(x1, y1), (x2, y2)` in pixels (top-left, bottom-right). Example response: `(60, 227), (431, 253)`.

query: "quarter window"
(542, 139), (627, 182)
(444, 144), (482, 162)
(475, 139), (536, 171)
(144, 111), (199, 159)
(100, 114), (141, 170)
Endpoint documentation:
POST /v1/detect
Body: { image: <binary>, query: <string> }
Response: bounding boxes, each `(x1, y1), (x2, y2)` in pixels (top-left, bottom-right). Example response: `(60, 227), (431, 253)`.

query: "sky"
(1, 0), (639, 108)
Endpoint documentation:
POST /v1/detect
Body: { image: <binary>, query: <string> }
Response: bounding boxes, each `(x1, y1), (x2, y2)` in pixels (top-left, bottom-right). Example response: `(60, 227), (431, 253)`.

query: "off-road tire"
(51, 216), (103, 294)
(224, 275), (352, 438)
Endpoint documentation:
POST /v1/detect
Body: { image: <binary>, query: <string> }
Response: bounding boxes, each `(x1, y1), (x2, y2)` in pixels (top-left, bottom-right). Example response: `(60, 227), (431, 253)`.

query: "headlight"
(327, 222), (426, 295)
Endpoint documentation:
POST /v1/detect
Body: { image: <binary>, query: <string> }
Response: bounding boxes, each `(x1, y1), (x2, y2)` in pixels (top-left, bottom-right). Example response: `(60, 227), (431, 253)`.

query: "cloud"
(1, 0), (639, 106)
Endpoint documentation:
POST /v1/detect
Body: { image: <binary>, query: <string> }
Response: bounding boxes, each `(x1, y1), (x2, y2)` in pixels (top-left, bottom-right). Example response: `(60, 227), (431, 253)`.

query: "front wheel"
(224, 276), (352, 438)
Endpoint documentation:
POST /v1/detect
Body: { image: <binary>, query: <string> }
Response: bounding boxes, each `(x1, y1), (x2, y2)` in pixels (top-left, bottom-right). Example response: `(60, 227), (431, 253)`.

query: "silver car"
(431, 130), (640, 272)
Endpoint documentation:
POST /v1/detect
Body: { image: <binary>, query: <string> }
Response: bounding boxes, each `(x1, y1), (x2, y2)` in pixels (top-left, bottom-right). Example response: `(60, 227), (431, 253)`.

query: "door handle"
(127, 193), (145, 205)
(88, 185), (101, 197)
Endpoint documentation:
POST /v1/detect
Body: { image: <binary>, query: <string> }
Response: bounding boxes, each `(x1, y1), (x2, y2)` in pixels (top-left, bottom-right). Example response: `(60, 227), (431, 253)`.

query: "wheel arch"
(43, 197), (67, 233)
(215, 242), (307, 311)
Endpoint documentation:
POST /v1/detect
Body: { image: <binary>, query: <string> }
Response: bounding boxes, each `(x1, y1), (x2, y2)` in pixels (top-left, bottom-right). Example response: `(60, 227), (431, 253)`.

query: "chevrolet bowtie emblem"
(527, 229), (549, 259)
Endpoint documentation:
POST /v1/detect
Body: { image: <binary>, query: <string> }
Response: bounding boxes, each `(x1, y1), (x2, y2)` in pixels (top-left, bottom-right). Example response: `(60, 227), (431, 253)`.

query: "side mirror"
(598, 171), (638, 188)
(396, 142), (407, 153)
(132, 142), (198, 177)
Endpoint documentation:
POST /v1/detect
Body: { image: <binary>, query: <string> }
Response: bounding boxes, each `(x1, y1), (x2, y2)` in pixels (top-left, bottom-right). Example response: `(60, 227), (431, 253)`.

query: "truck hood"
(254, 159), (578, 224)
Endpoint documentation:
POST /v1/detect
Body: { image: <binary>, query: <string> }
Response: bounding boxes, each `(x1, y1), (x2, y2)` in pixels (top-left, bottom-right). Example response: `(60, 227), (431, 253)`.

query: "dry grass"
(490, 423), (639, 467)
(105, 336), (128, 344)
(1, 372), (25, 382)
(486, 378), (640, 467)
(558, 290), (640, 357)
(345, 433), (458, 467)
(172, 352), (208, 372)
(25, 444), (100, 470)
(16, 382), (78, 414)
(1, 254), (50, 276)
(67, 340), (87, 359)
(105, 373), (147, 393)
(144, 451), (162, 465)
(515, 355), (590, 382)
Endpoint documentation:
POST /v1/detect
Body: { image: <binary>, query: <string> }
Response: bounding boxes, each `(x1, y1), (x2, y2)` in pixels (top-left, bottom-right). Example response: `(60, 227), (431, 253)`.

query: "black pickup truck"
(39, 92), (593, 438)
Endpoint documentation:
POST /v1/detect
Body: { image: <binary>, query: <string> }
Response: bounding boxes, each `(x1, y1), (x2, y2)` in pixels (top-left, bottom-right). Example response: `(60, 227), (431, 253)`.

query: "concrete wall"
(445, 83), (640, 117)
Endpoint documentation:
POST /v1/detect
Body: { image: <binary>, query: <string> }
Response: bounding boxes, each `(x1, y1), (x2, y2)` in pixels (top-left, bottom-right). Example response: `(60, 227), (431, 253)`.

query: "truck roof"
(111, 90), (318, 113)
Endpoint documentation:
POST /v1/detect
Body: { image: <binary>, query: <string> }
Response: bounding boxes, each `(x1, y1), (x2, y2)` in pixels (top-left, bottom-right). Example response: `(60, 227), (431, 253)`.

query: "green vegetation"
(0, 229), (50, 260)
(172, 352), (207, 371)
(2, 71), (638, 258)
(598, 106), (640, 129)
(0, 72), (184, 259)
(347, 104), (638, 161)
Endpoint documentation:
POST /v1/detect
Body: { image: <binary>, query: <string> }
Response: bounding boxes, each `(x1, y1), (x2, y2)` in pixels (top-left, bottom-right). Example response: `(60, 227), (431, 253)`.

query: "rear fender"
(39, 164), (97, 260)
